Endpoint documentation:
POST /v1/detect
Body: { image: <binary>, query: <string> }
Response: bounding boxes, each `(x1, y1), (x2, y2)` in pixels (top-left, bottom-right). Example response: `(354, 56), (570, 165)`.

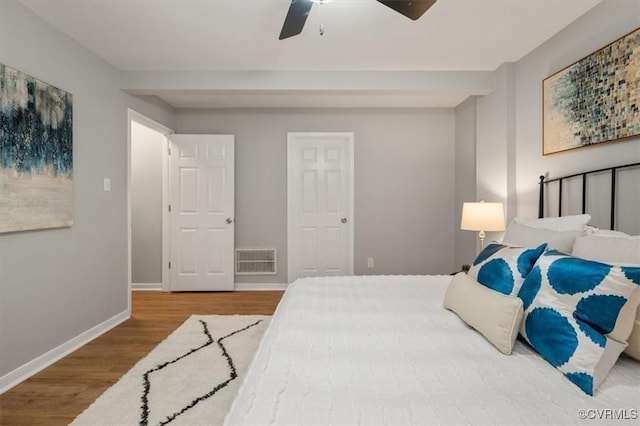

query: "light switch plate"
(103, 177), (111, 191)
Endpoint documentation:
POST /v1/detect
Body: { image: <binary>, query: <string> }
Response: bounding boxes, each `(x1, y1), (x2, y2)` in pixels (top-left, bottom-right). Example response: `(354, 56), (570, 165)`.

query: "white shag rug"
(71, 315), (270, 426)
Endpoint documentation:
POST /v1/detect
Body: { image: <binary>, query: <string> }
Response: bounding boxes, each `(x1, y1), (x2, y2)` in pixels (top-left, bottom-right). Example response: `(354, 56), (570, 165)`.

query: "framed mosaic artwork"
(543, 27), (640, 155)
(0, 63), (73, 233)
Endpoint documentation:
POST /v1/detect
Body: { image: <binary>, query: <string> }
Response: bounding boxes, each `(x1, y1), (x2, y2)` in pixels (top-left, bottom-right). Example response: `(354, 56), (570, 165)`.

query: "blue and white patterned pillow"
(468, 243), (547, 297)
(518, 250), (640, 395)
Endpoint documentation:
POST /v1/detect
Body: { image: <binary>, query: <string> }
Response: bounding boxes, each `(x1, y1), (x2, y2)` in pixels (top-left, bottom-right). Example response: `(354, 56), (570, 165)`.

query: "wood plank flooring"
(0, 290), (283, 426)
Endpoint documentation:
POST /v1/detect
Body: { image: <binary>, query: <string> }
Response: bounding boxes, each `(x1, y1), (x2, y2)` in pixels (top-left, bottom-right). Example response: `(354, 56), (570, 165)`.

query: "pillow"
(572, 234), (640, 265)
(626, 310), (640, 360)
(518, 251), (640, 395)
(468, 242), (547, 297)
(585, 226), (630, 237)
(444, 273), (524, 355)
(515, 214), (591, 231)
(571, 234), (640, 361)
(503, 221), (582, 253)
(620, 280), (640, 362)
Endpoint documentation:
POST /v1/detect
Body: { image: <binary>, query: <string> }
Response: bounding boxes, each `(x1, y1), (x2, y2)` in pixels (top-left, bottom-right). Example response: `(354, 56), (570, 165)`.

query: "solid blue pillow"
(468, 243), (547, 297)
(519, 250), (640, 395)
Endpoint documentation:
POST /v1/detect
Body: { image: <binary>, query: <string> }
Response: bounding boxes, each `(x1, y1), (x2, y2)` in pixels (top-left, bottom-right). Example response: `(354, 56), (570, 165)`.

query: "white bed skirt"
(225, 275), (639, 425)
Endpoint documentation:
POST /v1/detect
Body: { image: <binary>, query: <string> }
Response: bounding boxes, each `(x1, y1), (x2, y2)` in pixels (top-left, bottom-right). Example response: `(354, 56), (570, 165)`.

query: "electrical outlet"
(367, 258), (374, 268)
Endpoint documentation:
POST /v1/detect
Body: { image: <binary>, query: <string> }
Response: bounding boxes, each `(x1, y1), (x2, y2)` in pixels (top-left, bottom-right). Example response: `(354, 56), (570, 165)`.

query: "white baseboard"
(132, 282), (163, 291)
(234, 282), (288, 291)
(0, 310), (130, 395)
(131, 283), (286, 291)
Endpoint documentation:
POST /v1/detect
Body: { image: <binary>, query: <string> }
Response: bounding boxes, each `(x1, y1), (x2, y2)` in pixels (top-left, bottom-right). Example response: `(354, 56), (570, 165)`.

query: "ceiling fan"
(279, 0), (437, 40)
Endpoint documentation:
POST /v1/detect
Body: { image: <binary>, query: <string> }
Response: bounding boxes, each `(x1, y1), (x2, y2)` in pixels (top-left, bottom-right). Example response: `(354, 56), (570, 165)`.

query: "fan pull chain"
(318, 0), (326, 36)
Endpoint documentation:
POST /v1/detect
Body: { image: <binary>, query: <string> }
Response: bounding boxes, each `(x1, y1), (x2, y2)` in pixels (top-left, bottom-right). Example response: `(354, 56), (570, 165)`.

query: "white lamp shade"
(461, 202), (505, 232)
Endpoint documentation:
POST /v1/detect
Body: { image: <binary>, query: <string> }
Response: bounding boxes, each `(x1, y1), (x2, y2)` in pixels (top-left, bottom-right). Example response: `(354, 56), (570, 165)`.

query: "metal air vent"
(235, 248), (277, 275)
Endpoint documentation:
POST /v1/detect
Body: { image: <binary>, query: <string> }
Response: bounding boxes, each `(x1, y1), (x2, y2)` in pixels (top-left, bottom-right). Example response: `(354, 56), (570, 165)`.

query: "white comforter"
(225, 275), (639, 425)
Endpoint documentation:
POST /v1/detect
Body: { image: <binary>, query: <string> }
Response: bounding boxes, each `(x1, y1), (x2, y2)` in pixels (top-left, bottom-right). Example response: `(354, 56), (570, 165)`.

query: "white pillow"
(571, 234), (640, 362)
(515, 214), (591, 231)
(626, 311), (640, 361)
(444, 272), (524, 355)
(503, 221), (582, 253)
(518, 251), (640, 394)
(572, 234), (640, 265)
(585, 226), (630, 237)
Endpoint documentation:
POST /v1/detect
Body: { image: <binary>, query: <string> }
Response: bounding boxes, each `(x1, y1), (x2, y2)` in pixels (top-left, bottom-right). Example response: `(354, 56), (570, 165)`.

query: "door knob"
(341, 218), (348, 224)
(226, 218), (233, 224)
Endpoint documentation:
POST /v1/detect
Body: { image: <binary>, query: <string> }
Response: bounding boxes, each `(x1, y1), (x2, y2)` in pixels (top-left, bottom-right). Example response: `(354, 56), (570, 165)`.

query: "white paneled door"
(169, 134), (234, 291)
(288, 132), (354, 283)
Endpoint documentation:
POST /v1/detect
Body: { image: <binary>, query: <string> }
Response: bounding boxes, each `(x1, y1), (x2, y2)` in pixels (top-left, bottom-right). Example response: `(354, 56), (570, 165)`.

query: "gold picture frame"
(543, 27), (640, 155)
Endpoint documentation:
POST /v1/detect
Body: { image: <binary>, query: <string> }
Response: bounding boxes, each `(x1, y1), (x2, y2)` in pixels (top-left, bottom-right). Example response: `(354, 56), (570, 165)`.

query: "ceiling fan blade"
(376, 0), (437, 20)
(279, 0), (314, 40)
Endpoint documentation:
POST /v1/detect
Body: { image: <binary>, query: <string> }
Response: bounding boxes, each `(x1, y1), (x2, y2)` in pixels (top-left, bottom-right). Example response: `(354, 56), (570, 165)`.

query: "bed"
(226, 164), (640, 425)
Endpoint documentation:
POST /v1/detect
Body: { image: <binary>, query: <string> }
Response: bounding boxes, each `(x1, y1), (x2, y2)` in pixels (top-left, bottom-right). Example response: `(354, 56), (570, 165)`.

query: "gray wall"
(454, 97), (477, 268)
(473, 63), (515, 247)
(471, 0), (640, 235)
(175, 108), (456, 282)
(458, 63), (516, 255)
(0, 1), (174, 380)
(131, 121), (164, 284)
(476, 63), (515, 213)
(513, 0), (640, 229)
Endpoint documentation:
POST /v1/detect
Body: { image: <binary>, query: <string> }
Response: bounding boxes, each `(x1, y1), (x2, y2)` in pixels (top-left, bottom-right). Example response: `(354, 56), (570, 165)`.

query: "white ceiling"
(18, 0), (601, 108)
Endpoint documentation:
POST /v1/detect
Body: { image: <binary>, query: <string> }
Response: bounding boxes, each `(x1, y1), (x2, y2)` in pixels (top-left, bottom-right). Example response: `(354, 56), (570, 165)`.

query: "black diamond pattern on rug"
(139, 319), (264, 426)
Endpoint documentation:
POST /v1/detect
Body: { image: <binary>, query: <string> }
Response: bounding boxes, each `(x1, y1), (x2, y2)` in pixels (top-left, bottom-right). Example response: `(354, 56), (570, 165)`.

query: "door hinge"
(168, 146), (171, 156)
(168, 261), (171, 269)
(168, 204), (171, 212)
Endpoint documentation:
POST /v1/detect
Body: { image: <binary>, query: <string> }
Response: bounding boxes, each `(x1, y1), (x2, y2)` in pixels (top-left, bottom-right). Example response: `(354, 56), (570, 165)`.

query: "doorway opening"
(128, 110), (173, 296)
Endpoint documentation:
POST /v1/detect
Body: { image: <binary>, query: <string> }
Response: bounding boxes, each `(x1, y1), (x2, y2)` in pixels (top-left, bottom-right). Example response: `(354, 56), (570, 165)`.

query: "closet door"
(288, 132), (354, 283)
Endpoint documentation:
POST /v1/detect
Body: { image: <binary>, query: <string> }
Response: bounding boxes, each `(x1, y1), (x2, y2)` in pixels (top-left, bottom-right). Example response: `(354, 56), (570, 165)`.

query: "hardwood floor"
(0, 290), (283, 426)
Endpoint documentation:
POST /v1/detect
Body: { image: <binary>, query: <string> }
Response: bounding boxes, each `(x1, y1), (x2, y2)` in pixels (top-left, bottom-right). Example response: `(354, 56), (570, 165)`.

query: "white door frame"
(287, 132), (355, 283)
(127, 109), (174, 302)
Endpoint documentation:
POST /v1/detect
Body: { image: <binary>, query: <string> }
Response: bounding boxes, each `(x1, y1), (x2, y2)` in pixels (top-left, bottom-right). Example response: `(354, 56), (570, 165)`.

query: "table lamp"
(461, 201), (505, 251)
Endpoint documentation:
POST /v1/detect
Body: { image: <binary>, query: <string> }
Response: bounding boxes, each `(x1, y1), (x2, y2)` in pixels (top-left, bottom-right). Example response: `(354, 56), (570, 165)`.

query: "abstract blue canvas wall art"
(0, 64), (73, 233)
(543, 28), (639, 155)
